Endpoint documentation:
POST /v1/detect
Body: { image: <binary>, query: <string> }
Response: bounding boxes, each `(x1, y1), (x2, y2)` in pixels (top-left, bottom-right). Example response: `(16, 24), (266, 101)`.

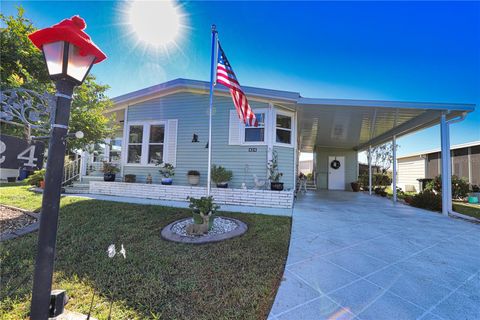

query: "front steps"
(63, 174), (118, 194)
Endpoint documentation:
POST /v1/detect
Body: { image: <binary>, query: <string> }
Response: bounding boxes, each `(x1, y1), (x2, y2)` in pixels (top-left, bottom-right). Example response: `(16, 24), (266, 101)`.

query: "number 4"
(17, 145), (37, 167)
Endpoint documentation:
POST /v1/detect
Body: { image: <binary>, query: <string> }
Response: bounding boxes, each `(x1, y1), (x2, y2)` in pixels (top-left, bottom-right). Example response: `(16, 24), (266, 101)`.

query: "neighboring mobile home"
(397, 141), (480, 193)
(68, 78), (474, 214)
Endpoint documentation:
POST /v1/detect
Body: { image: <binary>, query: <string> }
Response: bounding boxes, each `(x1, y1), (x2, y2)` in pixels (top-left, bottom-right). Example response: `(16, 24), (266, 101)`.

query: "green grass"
(384, 186), (416, 200)
(0, 186), (291, 319)
(453, 201), (480, 220)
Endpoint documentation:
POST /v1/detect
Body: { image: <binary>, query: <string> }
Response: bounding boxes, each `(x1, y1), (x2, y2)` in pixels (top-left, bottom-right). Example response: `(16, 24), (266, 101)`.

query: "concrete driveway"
(269, 191), (479, 320)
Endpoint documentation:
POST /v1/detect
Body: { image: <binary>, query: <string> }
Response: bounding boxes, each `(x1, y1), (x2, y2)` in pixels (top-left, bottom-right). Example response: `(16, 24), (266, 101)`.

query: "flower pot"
(124, 174), (136, 183)
(7, 177), (16, 183)
(216, 182), (228, 188)
(104, 173), (116, 182)
(39, 180), (46, 189)
(468, 196), (479, 204)
(270, 182), (284, 191)
(187, 174), (200, 186)
(350, 182), (360, 192)
(161, 178), (173, 185)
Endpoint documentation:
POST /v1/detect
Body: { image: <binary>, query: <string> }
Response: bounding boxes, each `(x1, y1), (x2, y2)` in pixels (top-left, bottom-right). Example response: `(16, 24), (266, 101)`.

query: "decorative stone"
(161, 217), (248, 244)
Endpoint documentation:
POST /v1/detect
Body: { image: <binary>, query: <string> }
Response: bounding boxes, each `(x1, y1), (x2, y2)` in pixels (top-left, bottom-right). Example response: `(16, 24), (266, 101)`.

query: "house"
(67, 78), (474, 215)
(397, 140), (480, 192)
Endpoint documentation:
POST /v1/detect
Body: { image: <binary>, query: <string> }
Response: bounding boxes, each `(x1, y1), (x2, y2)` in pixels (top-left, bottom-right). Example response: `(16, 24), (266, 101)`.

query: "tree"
(368, 142), (399, 173)
(1, 7), (116, 152)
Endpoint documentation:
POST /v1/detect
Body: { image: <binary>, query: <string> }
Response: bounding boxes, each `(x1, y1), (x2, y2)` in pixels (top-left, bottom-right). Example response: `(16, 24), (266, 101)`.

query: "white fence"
(90, 181), (294, 209)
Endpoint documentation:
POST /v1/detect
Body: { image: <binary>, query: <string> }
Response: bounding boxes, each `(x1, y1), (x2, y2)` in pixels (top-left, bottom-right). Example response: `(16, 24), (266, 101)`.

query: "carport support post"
(440, 113), (452, 216)
(392, 136), (397, 203)
(368, 145), (372, 195)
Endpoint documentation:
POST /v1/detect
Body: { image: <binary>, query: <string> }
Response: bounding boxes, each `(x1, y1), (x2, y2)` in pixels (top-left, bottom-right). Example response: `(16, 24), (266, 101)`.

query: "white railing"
(62, 157), (81, 186)
(86, 161), (103, 175)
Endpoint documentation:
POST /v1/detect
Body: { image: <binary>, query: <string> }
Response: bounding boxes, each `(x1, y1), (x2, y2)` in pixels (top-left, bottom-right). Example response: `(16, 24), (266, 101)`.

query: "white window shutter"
(229, 110), (241, 145)
(166, 119), (178, 166)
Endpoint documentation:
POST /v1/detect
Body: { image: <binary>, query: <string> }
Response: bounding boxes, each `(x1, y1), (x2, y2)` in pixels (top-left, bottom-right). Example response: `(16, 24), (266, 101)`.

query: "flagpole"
(207, 24), (218, 196)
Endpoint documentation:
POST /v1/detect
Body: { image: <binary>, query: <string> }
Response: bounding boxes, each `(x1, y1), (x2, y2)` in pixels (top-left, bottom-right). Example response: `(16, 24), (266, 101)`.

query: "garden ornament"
(186, 211), (212, 235)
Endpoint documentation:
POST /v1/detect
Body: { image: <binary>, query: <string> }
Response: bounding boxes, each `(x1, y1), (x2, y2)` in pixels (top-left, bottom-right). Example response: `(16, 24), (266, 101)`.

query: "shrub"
(267, 151), (283, 182)
(358, 173), (391, 189)
(157, 163), (175, 178)
(26, 169), (46, 186)
(188, 196), (220, 214)
(211, 165), (233, 184)
(425, 175), (469, 199)
(405, 190), (442, 212)
(102, 162), (120, 174)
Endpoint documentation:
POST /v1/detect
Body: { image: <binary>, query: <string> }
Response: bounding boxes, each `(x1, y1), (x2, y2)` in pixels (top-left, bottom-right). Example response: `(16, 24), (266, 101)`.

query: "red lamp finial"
(28, 16), (106, 64)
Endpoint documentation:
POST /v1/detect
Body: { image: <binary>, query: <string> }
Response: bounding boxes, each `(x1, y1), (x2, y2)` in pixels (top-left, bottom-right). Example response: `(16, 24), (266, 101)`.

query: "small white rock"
(172, 217), (238, 237)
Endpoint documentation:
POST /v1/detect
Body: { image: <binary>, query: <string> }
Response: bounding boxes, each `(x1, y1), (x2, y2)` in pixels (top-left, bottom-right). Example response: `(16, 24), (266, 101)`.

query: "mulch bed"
(0, 205), (38, 238)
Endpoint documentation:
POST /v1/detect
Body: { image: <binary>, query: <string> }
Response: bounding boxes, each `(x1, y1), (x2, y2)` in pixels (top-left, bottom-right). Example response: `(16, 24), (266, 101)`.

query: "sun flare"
(124, 0), (186, 52)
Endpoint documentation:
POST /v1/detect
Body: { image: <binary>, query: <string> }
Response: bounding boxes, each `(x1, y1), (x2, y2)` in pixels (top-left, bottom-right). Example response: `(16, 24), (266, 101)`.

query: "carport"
(295, 97), (475, 216)
(269, 190), (480, 319)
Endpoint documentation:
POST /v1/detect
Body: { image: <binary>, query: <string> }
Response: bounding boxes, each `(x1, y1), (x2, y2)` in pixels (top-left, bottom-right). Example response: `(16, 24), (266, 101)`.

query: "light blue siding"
(124, 92), (294, 189)
(273, 146), (295, 190)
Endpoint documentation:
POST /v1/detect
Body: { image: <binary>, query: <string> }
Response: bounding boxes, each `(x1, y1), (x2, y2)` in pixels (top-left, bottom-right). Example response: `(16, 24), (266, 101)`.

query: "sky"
(2, 1), (479, 158)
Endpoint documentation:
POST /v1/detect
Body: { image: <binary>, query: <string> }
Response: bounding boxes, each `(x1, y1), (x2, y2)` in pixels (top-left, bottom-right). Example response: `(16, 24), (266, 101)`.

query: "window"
(126, 123), (166, 165)
(127, 125), (143, 163)
(276, 114), (292, 144)
(148, 124), (164, 164)
(244, 112), (265, 142)
(109, 137), (122, 162)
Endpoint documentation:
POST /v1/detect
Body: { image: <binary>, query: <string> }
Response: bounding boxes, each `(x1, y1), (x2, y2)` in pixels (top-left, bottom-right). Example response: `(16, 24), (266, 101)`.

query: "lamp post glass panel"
(28, 16), (106, 319)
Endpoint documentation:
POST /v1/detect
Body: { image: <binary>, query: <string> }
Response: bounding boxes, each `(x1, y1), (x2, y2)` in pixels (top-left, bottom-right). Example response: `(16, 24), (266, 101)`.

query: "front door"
(328, 156), (345, 190)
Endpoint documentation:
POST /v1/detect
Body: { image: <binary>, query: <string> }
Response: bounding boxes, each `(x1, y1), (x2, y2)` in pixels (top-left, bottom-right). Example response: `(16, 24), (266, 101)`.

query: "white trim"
(293, 109), (298, 188)
(240, 108), (268, 146)
(274, 109), (295, 148)
(120, 106), (129, 176)
(267, 103), (274, 163)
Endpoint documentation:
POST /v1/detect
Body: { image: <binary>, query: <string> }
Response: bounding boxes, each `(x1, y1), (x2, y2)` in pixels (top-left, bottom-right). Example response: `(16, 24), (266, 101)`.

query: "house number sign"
(0, 135), (45, 170)
(248, 148), (257, 152)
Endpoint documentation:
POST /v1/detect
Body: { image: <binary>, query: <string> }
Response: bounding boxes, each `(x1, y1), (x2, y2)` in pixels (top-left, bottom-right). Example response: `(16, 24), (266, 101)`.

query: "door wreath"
(330, 159), (341, 170)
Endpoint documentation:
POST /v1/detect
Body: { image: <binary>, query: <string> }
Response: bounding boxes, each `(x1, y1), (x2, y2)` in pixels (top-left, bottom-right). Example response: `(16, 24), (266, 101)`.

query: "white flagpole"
(207, 25), (218, 196)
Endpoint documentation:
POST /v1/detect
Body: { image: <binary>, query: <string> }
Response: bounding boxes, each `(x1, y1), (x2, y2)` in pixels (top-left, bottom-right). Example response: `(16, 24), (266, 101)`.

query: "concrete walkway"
(269, 191), (479, 320)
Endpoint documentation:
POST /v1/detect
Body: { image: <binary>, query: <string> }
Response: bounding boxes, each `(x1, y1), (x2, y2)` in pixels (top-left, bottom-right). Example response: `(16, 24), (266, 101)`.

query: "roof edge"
(397, 140), (480, 159)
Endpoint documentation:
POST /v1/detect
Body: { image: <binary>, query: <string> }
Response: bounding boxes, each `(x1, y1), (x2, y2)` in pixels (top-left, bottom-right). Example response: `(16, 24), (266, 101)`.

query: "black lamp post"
(28, 16), (106, 319)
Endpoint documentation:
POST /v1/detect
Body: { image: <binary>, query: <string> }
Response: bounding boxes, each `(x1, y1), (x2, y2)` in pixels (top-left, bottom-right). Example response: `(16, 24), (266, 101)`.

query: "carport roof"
(111, 78), (475, 152)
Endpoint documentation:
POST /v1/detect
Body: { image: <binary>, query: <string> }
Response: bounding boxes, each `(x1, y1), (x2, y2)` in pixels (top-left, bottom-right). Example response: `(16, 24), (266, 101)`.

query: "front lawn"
(0, 186), (291, 319)
(453, 201), (480, 220)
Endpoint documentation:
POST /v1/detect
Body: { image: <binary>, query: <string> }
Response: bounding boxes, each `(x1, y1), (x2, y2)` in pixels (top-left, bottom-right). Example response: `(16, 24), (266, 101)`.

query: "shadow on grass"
(1, 198), (291, 319)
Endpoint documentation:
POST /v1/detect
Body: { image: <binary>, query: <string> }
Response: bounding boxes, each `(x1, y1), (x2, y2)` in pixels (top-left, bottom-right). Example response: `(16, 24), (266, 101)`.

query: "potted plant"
(268, 151), (284, 191)
(188, 196), (220, 230)
(350, 181), (360, 192)
(124, 174), (136, 183)
(26, 169), (46, 188)
(211, 165), (233, 188)
(102, 162), (119, 182)
(187, 170), (200, 186)
(157, 163), (175, 185)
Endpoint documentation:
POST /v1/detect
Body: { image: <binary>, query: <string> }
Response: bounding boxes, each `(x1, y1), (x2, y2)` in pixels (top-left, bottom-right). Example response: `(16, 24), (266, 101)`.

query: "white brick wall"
(90, 182), (294, 209)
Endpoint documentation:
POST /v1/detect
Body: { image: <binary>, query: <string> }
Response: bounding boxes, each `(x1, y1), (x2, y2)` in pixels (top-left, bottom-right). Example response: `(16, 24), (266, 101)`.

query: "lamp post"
(28, 16), (106, 319)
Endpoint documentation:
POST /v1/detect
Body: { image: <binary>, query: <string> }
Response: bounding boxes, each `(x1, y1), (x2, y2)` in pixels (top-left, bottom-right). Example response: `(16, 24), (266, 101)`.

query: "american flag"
(216, 43), (258, 127)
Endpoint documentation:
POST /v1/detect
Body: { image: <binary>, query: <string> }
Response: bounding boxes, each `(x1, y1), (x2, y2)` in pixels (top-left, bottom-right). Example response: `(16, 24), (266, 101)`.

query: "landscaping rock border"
(161, 216), (248, 244)
(0, 205), (40, 242)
